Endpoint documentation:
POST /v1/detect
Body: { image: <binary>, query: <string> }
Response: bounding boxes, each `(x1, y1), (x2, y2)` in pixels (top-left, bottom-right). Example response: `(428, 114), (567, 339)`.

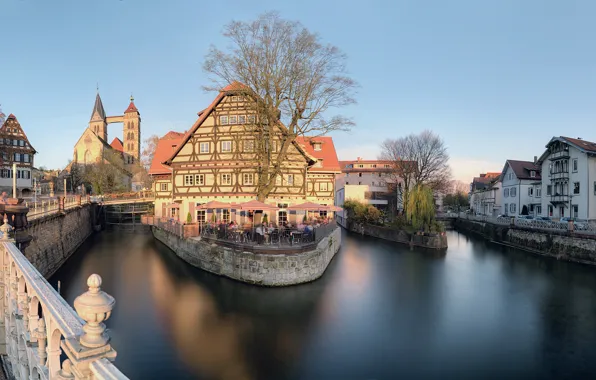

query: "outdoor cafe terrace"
(143, 200), (341, 253)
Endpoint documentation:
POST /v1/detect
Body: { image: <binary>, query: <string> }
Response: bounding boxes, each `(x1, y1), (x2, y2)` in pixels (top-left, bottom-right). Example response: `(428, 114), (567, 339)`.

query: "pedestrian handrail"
(25, 195), (90, 220)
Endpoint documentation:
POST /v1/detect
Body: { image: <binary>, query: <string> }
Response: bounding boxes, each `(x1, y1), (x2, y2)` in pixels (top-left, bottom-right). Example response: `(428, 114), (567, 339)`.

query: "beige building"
(70, 92), (141, 192)
(0, 113), (37, 196)
(149, 83), (341, 224)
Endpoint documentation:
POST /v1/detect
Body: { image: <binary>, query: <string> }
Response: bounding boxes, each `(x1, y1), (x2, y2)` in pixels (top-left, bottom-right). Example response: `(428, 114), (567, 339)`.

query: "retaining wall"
(151, 225), (341, 286)
(345, 222), (448, 249)
(455, 218), (596, 265)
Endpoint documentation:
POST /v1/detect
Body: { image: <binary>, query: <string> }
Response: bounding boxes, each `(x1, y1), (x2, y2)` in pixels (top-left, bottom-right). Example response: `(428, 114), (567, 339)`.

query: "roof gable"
(164, 83), (315, 166)
(502, 160), (541, 180)
(0, 114), (37, 153)
(149, 132), (184, 175)
(110, 138), (124, 152)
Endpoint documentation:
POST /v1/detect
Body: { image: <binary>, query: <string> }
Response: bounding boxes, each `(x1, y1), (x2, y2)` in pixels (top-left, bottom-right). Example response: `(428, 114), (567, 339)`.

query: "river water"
(50, 229), (596, 380)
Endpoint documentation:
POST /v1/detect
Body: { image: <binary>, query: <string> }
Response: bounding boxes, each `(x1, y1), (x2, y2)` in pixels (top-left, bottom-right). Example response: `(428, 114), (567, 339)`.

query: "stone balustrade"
(0, 222), (128, 379)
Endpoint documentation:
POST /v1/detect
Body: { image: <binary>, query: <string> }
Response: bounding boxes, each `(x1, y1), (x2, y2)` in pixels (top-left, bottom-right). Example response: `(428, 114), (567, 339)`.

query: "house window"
(244, 140), (255, 152)
(510, 187), (517, 197)
(231, 96), (239, 102)
(313, 143), (322, 151)
(19, 140), (24, 147)
(573, 182), (580, 194)
(221, 141), (232, 152)
(243, 173), (254, 185)
(248, 115), (256, 123)
(572, 159), (578, 172)
(528, 188), (533, 196)
(271, 140), (278, 152)
(358, 173), (362, 177)
(12, 139), (17, 146)
(572, 205), (578, 218)
(184, 175), (194, 186)
(504, 188), (509, 197)
(222, 209), (230, 223)
(384, 164), (390, 168)
(510, 203), (516, 213)
(278, 211), (288, 224)
(547, 185), (552, 195)
(319, 182), (328, 191)
(372, 164), (377, 168)
(13, 153), (20, 161)
(200, 142), (210, 153)
(358, 164), (364, 168)
(530, 170), (536, 178)
(594, 181), (596, 195)
(504, 203), (508, 214)
(195, 174), (205, 185)
(536, 205), (542, 215)
(220, 116), (229, 125)
(238, 115), (246, 124)
(548, 205), (553, 216)
(221, 173), (232, 185)
(275, 175), (282, 186)
(286, 174), (294, 185)
(160, 183), (168, 191)
(229, 115), (238, 124)
(536, 187), (541, 197)
(23, 154), (29, 163)
(196, 210), (206, 225)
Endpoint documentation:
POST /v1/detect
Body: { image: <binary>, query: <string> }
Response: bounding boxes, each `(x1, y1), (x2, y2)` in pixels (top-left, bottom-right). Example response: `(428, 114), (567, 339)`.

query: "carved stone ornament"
(73, 274), (115, 348)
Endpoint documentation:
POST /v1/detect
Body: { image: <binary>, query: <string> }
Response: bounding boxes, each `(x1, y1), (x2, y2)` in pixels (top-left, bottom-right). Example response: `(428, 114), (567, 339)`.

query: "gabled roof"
(0, 113), (37, 153)
(149, 132), (184, 175)
(503, 160), (541, 180)
(295, 136), (341, 172)
(164, 82), (316, 167)
(560, 136), (596, 153)
(110, 138), (124, 152)
(471, 172), (501, 191)
(90, 93), (106, 121)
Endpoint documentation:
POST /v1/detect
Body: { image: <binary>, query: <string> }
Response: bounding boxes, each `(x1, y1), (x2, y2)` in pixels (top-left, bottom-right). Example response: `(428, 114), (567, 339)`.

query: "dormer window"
(314, 161), (322, 168)
(530, 170), (536, 178)
(313, 142), (322, 151)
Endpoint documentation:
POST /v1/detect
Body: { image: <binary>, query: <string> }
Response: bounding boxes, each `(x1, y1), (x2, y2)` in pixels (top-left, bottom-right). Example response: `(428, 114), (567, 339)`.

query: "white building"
(537, 136), (596, 222)
(500, 160), (541, 216)
(469, 173), (501, 216)
(0, 114), (36, 196)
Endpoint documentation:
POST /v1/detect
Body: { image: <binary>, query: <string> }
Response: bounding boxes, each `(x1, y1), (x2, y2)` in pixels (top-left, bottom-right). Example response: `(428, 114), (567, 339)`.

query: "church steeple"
(90, 92), (106, 121)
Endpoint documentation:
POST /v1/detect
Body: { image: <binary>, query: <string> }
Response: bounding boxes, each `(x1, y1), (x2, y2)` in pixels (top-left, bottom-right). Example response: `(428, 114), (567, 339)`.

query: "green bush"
(186, 212), (192, 224)
(262, 213), (268, 224)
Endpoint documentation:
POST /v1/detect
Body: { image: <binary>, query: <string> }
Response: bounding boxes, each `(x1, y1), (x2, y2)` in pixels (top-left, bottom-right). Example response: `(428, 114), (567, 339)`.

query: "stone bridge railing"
(0, 223), (128, 379)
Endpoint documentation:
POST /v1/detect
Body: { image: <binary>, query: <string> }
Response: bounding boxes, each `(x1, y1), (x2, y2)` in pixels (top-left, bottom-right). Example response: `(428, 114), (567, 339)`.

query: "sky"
(2, 0), (596, 183)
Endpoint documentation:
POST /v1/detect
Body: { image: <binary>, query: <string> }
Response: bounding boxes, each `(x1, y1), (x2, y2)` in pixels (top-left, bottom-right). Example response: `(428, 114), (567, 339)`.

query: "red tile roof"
(110, 138), (124, 152)
(7, 114), (16, 119)
(295, 136), (341, 172)
(124, 101), (139, 114)
(504, 160), (541, 180)
(222, 81), (248, 92)
(148, 132), (184, 175)
(561, 136), (596, 153)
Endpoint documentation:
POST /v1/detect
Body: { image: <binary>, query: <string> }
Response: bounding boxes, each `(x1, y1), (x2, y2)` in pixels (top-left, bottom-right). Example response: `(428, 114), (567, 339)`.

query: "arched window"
(84, 150), (91, 164)
(130, 133), (134, 141)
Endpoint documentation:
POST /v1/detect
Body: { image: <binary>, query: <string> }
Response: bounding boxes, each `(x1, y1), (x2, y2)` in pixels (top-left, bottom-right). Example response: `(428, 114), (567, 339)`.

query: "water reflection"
(50, 229), (596, 379)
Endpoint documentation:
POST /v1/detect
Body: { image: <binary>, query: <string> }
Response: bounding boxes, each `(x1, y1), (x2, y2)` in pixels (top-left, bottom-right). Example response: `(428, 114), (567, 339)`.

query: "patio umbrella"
(328, 205), (343, 212)
(238, 200), (278, 210)
(198, 200), (231, 209)
(287, 202), (329, 211)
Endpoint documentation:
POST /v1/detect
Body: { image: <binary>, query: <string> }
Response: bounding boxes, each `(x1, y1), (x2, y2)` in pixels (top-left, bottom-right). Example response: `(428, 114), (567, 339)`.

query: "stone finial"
(73, 274), (115, 348)
(0, 215), (12, 240)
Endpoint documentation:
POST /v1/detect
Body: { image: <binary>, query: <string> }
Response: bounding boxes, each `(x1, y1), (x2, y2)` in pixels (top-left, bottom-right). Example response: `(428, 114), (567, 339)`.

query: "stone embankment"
(342, 221), (448, 250)
(455, 218), (596, 265)
(151, 225), (341, 286)
(25, 204), (94, 278)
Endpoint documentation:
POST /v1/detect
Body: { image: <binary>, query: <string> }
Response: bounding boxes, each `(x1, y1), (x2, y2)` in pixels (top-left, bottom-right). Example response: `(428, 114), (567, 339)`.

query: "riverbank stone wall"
(24, 204), (94, 278)
(455, 218), (596, 265)
(345, 222), (448, 250)
(151, 226), (341, 286)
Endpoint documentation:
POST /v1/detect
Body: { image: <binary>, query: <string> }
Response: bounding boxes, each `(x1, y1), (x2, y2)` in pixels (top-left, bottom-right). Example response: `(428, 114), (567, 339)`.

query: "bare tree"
(82, 150), (130, 194)
(204, 12), (357, 200)
(141, 134), (160, 169)
(380, 130), (452, 214)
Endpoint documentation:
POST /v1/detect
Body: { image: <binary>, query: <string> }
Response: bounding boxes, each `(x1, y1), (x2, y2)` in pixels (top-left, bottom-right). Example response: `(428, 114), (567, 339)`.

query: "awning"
(287, 202), (329, 211)
(167, 203), (180, 209)
(237, 200), (278, 211)
(198, 200), (232, 209)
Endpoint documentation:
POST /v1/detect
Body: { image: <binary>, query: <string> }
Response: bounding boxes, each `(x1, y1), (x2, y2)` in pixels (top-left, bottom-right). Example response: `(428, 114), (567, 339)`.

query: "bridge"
(0, 220), (127, 379)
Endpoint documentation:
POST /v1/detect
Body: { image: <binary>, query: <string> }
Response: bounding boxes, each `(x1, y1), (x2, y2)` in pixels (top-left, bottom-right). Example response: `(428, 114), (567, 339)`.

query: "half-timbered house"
(149, 83), (341, 223)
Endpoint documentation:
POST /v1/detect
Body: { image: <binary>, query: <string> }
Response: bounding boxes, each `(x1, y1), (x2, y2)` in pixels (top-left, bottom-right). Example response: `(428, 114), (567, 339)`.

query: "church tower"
(89, 92), (108, 141)
(123, 95), (141, 165)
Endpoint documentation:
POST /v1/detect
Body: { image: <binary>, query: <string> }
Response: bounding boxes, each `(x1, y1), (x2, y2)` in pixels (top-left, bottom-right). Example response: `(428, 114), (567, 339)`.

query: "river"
(50, 229), (596, 380)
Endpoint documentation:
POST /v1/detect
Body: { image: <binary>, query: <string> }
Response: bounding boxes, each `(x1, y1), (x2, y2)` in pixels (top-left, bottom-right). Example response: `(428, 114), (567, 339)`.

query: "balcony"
(550, 194), (570, 204)
(549, 150), (570, 160)
(550, 171), (569, 181)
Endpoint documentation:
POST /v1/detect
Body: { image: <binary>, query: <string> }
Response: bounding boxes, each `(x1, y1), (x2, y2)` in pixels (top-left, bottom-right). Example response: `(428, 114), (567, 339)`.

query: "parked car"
(517, 215), (534, 219)
(535, 216), (552, 221)
(559, 217), (588, 230)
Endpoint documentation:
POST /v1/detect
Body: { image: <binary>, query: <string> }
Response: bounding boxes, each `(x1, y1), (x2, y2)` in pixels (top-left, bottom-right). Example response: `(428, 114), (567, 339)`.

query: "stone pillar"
(63, 274), (117, 378)
(49, 182), (55, 198)
(77, 195), (82, 206)
(3, 200), (32, 251)
(32, 317), (47, 367)
(58, 196), (65, 212)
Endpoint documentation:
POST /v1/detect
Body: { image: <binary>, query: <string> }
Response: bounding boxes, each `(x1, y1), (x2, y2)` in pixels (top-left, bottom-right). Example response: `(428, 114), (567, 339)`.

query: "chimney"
(357, 157), (362, 161)
(577, 137), (582, 140)
(534, 156), (537, 163)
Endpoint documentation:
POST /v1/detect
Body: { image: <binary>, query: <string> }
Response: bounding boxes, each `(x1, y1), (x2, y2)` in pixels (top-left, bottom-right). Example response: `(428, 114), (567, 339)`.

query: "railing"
(0, 223), (127, 379)
(549, 150), (570, 160)
(458, 213), (596, 236)
(25, 195), (90, 220)
(143, 216), (338, 249)
(94, 191), (155, 205)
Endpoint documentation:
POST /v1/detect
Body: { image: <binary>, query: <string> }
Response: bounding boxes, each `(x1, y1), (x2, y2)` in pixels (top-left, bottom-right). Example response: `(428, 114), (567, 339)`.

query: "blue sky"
(1, 0), (596, 182)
